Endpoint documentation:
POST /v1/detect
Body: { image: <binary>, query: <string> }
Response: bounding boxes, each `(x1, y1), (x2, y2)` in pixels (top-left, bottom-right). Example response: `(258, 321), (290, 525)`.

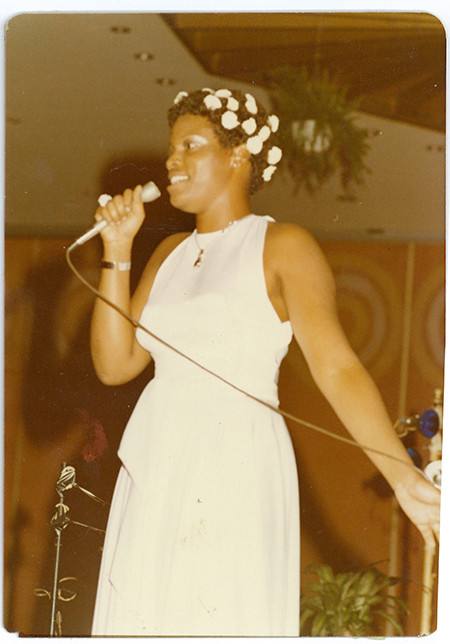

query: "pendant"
(193, 249), (204, 269)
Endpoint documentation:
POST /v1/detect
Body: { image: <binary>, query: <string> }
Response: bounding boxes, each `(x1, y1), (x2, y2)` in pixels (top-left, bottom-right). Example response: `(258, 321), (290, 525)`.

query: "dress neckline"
(192, 215), (254, 269)
(195, 214), (254, 237)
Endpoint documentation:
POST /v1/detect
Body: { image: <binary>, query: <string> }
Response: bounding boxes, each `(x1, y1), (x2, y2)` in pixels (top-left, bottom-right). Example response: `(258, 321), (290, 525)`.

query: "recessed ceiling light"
(134, 52), (154, 61)
(111, 26), (131, 34)
(156, 78), (175, 86)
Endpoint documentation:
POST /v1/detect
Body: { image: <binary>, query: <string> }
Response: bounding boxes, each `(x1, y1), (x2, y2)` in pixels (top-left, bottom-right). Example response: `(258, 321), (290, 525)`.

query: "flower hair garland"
(173, 88), (283, 183)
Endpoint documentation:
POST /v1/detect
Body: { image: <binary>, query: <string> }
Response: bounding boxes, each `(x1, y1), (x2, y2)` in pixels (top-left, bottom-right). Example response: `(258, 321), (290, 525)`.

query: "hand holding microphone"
(70, 181), (161, 249)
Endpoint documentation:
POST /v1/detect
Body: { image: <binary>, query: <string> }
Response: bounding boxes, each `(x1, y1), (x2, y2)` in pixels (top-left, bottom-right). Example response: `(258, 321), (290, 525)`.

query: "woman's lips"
(167, 174), (189, 193)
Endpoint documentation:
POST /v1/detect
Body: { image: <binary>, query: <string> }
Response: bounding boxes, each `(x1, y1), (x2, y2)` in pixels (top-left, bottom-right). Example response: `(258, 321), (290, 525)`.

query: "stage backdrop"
(4, 233), (443, 636)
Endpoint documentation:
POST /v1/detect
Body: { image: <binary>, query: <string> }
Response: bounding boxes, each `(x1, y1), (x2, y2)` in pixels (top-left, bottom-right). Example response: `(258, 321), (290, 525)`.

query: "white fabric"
(92, 214), (300, 636)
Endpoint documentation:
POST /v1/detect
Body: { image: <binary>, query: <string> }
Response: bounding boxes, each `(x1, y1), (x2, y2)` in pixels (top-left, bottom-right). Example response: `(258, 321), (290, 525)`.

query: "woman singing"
(90, 88), (440, 636)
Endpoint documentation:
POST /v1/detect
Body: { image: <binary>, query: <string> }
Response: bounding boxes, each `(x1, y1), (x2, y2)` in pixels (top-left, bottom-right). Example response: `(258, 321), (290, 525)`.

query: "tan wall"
(4, 237), (443, 635)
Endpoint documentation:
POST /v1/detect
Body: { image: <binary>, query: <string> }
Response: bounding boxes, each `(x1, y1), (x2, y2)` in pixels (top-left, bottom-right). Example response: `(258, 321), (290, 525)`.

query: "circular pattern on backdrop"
(328, 253), (403, 381)
(334, 271), (387, 367)
(286, 251), (403, 385)
(411, 264), (445, 387)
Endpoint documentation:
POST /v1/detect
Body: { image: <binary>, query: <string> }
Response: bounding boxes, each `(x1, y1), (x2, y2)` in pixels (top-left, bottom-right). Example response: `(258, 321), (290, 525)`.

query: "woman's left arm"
(268, 223), (440, 545)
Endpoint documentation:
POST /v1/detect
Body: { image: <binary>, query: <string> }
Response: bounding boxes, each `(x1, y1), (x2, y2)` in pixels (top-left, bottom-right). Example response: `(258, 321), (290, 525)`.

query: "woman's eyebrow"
(184, 134), (208, 143)
(168, 134), (208, 151)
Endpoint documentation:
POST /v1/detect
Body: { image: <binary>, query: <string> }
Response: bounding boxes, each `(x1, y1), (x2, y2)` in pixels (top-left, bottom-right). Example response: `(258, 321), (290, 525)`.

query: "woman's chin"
(168, 191), (198, 215)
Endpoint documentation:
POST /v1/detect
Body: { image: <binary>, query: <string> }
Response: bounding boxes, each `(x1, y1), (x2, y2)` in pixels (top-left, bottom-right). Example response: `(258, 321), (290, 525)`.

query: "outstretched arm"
(267, 223), (440, 545)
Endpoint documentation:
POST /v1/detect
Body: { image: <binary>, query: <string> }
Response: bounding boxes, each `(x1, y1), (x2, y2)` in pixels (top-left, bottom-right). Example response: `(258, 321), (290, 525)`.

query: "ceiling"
(164, 12), (446, 132)
(4, 12), (446, 241)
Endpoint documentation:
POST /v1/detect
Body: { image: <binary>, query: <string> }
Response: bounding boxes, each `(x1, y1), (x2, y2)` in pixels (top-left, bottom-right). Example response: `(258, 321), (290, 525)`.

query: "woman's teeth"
(170, 175), (188, 184)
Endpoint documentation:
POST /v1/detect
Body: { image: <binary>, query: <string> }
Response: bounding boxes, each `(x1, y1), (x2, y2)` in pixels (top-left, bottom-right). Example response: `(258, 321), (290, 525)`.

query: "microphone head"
(98, 193), (112, 207)
(141, 181), (161, 203)
(97, 182), (160, 207)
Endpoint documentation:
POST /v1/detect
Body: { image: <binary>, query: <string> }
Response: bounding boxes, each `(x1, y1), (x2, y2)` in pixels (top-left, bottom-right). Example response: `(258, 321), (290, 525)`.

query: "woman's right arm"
(90, 185), (186, 385)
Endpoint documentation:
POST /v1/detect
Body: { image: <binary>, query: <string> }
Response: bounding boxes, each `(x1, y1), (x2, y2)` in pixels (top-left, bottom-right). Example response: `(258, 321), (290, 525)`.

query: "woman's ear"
(231, 143), (251, 168)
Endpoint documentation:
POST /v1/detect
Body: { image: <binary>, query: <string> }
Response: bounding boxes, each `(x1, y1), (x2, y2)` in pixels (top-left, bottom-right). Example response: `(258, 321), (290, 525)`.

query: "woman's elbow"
(309, 350), (364, 390)
(94, 365), (129, 386)
(92, 352), (152, 386)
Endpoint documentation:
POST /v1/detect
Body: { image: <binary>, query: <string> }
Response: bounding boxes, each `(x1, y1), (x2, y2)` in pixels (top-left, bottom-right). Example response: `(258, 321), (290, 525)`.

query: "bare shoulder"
(266, 220), (321, 251)
(263, 221), (336, 323)
(265, 221), (331, 278)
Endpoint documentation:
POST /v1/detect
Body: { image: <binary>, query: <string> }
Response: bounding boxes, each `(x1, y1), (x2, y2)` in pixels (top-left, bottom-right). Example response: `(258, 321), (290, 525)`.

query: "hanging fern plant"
(268, 65), (371, 193)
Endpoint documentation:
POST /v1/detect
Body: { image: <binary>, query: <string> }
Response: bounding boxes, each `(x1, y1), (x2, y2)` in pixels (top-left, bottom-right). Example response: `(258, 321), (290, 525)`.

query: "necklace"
(193, 216), (250, 269)
(193, 230), (223, 269)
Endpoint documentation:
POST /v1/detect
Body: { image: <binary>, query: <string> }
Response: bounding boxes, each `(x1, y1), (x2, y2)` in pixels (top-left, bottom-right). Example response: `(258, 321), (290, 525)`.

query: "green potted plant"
(268, 65), (371, 193)
(300, 563), (409, 636)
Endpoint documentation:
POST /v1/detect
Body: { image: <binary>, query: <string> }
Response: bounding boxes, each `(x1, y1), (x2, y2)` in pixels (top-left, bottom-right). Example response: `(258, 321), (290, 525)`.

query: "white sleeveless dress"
(92, 214), (300, 636)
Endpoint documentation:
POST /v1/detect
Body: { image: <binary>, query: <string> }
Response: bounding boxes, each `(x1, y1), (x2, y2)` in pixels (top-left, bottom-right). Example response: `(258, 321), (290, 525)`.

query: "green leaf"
(314, 564), (335, 584)
(375, 609), (404, 635)
(304, 581), (326, 595)
(269, 64), (371, 193)
(311, 611), (329, 637)
(300, 596), (322, 612)
(387, 595), (410, 614)
(300, 563), (408, 637)
(300, 607), (315, 634)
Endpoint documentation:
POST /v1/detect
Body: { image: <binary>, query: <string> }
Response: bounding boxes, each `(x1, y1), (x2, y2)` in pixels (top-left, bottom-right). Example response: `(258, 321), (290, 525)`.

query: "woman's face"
(166, 114), (235, 215)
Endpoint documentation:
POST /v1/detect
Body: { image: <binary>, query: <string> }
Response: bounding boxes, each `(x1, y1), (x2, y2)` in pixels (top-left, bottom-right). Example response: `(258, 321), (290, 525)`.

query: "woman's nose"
(166, 151), (180, 170)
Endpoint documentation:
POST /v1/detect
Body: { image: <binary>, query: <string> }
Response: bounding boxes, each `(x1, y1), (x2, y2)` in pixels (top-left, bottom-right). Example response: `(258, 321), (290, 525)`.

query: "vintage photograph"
(4, 9), (445, 637)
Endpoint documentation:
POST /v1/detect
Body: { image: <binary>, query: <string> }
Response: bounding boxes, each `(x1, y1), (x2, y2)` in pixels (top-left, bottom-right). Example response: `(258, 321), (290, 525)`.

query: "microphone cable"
(66, 244), (430, 482)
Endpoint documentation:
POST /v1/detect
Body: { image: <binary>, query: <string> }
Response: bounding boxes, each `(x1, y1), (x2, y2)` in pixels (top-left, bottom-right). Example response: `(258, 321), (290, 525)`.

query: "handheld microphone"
(69, 181), (161, 250)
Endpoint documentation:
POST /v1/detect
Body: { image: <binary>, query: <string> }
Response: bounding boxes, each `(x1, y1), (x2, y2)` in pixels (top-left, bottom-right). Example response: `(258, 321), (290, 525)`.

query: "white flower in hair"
(215, 89), (232, 98)
(263, 165), (277, 182)
(222, 111), (240, 129)
(202, 88), (214, 93)
(268, 114), (279, 132)
(267, 146), (282, 165)
(174, 91), (188, 104)
(245, 93), (258, 115)
(204, 94), (222, 110)
(227, 97), (239, 111)
(242, 117), (257, 135)
(246, 135), (263, 155)
(258, 125), (271, 142)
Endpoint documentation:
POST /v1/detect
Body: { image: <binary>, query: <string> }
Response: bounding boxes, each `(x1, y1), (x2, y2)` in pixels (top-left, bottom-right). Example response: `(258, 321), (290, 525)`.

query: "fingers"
(123, 187), (134, 212)
(96, 187), (142, 226)
(104, 194), (129, 223)
(417, 504), (440, 546)
(395, 477), (441, 548)
(422, 527), (438, 548)
(432, 521), (440, 543)
(418, 516), (440, 547)
(133, 184), (143, 203)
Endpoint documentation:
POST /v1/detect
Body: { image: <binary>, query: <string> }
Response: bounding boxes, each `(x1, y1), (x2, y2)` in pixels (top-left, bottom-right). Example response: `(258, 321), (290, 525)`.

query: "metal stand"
(48, 463), (109, 637)
(419, 389), (442, 636)
(395, 389), (442, 635)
